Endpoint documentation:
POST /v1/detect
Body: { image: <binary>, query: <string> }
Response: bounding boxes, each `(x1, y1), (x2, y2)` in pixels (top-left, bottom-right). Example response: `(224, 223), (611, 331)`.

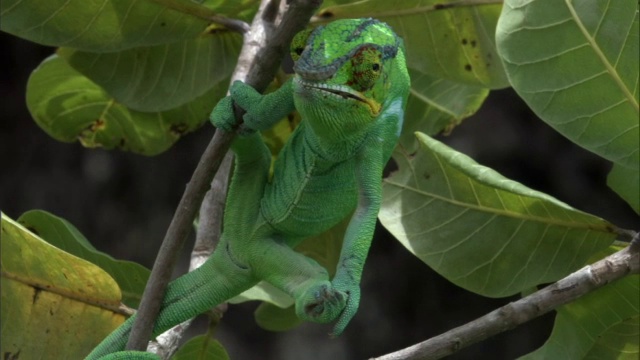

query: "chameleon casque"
(87, 18), (410, 359)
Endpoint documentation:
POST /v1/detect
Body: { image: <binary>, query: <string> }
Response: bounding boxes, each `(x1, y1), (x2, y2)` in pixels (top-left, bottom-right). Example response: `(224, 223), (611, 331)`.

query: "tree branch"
(125, 0), (322, 352)
(372, 234), (640, 360)
(149, 153), (234, 359)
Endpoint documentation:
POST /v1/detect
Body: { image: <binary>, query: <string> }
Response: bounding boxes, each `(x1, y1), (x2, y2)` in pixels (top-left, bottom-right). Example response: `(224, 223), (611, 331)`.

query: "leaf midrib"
(565, 0), (639, 113)
(383, 179), (611, 232)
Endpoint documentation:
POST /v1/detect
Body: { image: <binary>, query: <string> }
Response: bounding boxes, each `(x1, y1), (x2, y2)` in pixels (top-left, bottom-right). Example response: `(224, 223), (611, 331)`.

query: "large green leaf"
(314, 0), (509, 88)
(0, 0), (257, 52)
(380, 133), (617, 297)
(607, 163), (640, 214)
(58, 31), (241, 112)
(401, 67), (489, 151)
(1, 213), (125, 359)
(496, 0), (639, 169)
(18, 210), (150, 308)
(26, 54), (226, 155)
(521, 246), (639, 359)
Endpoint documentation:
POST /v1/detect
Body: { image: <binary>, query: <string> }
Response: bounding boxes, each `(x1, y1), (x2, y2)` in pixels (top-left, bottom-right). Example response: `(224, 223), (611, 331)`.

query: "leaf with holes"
(26, 54), (226, 155)
(380, 133), (617, 297)
(496, 0), (639, 169)
(1, 213), (125, 359)
(314, 0), (509, 88)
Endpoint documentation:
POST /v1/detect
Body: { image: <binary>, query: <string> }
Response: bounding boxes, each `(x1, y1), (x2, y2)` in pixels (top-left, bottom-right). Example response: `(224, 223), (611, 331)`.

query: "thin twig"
(372, 236), (640, 360)
(150, 153), (234, 359)
(125, 0), (322, 352)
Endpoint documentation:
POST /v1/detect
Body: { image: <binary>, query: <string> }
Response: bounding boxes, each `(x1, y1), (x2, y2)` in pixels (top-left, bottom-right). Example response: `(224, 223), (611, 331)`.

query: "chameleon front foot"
(296, 282), (347, 325)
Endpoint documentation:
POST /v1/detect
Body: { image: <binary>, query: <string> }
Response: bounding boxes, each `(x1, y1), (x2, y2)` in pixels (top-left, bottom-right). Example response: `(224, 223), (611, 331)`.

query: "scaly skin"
(87, 18), (409, 359)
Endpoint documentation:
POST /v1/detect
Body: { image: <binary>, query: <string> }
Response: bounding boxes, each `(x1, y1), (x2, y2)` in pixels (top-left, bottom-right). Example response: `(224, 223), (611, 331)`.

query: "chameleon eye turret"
(350, 45), (383, 91)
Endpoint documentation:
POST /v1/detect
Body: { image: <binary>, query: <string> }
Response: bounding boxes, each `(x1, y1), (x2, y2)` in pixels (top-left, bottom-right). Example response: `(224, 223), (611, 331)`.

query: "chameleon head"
(290, 18), (408, 141)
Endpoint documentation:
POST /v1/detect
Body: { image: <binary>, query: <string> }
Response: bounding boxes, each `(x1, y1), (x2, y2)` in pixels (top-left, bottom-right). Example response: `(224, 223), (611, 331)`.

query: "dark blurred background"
(1, 30), (637, 360)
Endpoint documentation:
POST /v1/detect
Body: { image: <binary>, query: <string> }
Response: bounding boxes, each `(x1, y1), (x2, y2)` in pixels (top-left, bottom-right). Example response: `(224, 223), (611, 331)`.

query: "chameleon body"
(87, 18), (409, 359)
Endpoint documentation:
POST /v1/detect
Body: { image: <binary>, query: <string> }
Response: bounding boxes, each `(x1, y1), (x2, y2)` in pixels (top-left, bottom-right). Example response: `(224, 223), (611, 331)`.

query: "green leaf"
(26, 54), (226, 155)
(254, 303), (303, 332)
(496, 0), (639, 169)
(521, 246), (639, 360)
(172, 335), (230, 360)
(607, 163), (640, 214)
(1, 213), (125, 359)
(58, 32), (241, 112)
(17, 210), (150, 308)
(228, 281), (293, 308)
(401, 66), (489, 151)
(0, 0), (257, 52)
(380, 133), (616, 297)
(314, 0), (509, 88)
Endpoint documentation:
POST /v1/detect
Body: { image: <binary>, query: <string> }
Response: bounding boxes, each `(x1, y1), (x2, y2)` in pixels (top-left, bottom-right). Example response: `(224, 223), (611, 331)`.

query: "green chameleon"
(87, 17), (410, 359)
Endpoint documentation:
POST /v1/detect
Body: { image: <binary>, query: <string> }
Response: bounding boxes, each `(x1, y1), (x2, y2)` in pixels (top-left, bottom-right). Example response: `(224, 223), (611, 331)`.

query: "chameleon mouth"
(300, 81), (381, 115)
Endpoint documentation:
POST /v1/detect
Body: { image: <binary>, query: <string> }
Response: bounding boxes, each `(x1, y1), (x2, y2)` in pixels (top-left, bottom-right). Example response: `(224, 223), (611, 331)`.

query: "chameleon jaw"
(299, 81), (382, 115)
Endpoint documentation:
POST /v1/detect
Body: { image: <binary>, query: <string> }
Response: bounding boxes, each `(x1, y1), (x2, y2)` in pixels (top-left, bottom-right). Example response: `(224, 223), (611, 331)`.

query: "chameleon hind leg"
(85, 243), (257, 359)
(248, 237), (348, 327)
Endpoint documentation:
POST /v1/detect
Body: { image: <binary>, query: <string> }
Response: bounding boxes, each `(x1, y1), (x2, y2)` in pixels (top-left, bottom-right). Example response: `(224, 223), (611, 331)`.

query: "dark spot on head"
(464, 64), (472, 71)
(318, 11), (333, 19)
(471, 40), (477, 47)
(461, 38), (468, 45)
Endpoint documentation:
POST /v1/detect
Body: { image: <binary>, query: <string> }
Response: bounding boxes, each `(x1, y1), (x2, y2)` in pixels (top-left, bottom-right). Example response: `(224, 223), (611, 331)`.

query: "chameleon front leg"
(330, 141), (386, 336)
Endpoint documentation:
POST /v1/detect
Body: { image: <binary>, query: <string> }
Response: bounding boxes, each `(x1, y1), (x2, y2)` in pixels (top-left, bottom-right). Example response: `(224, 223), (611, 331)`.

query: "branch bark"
(149, 153), (233, 359)
(372, 234), (640, 360)
(125, 0), (322, 352)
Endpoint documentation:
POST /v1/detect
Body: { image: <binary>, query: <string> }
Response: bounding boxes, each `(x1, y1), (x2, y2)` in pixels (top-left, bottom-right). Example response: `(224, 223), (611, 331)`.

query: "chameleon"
(87, 17), (410, 359)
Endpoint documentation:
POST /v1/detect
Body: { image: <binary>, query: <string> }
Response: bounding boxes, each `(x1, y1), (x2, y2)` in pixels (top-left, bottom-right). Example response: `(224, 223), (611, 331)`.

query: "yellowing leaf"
(1, 213), (125, 359)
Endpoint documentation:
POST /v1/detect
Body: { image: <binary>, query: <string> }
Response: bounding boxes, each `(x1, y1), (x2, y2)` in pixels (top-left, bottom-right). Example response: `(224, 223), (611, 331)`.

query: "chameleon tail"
(86, 241), (256, 359)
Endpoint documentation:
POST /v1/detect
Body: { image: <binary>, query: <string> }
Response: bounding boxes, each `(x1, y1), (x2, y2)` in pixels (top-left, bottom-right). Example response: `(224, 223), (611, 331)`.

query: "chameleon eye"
(351, 46), (383, 91)
(290, 29), (313, 62)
